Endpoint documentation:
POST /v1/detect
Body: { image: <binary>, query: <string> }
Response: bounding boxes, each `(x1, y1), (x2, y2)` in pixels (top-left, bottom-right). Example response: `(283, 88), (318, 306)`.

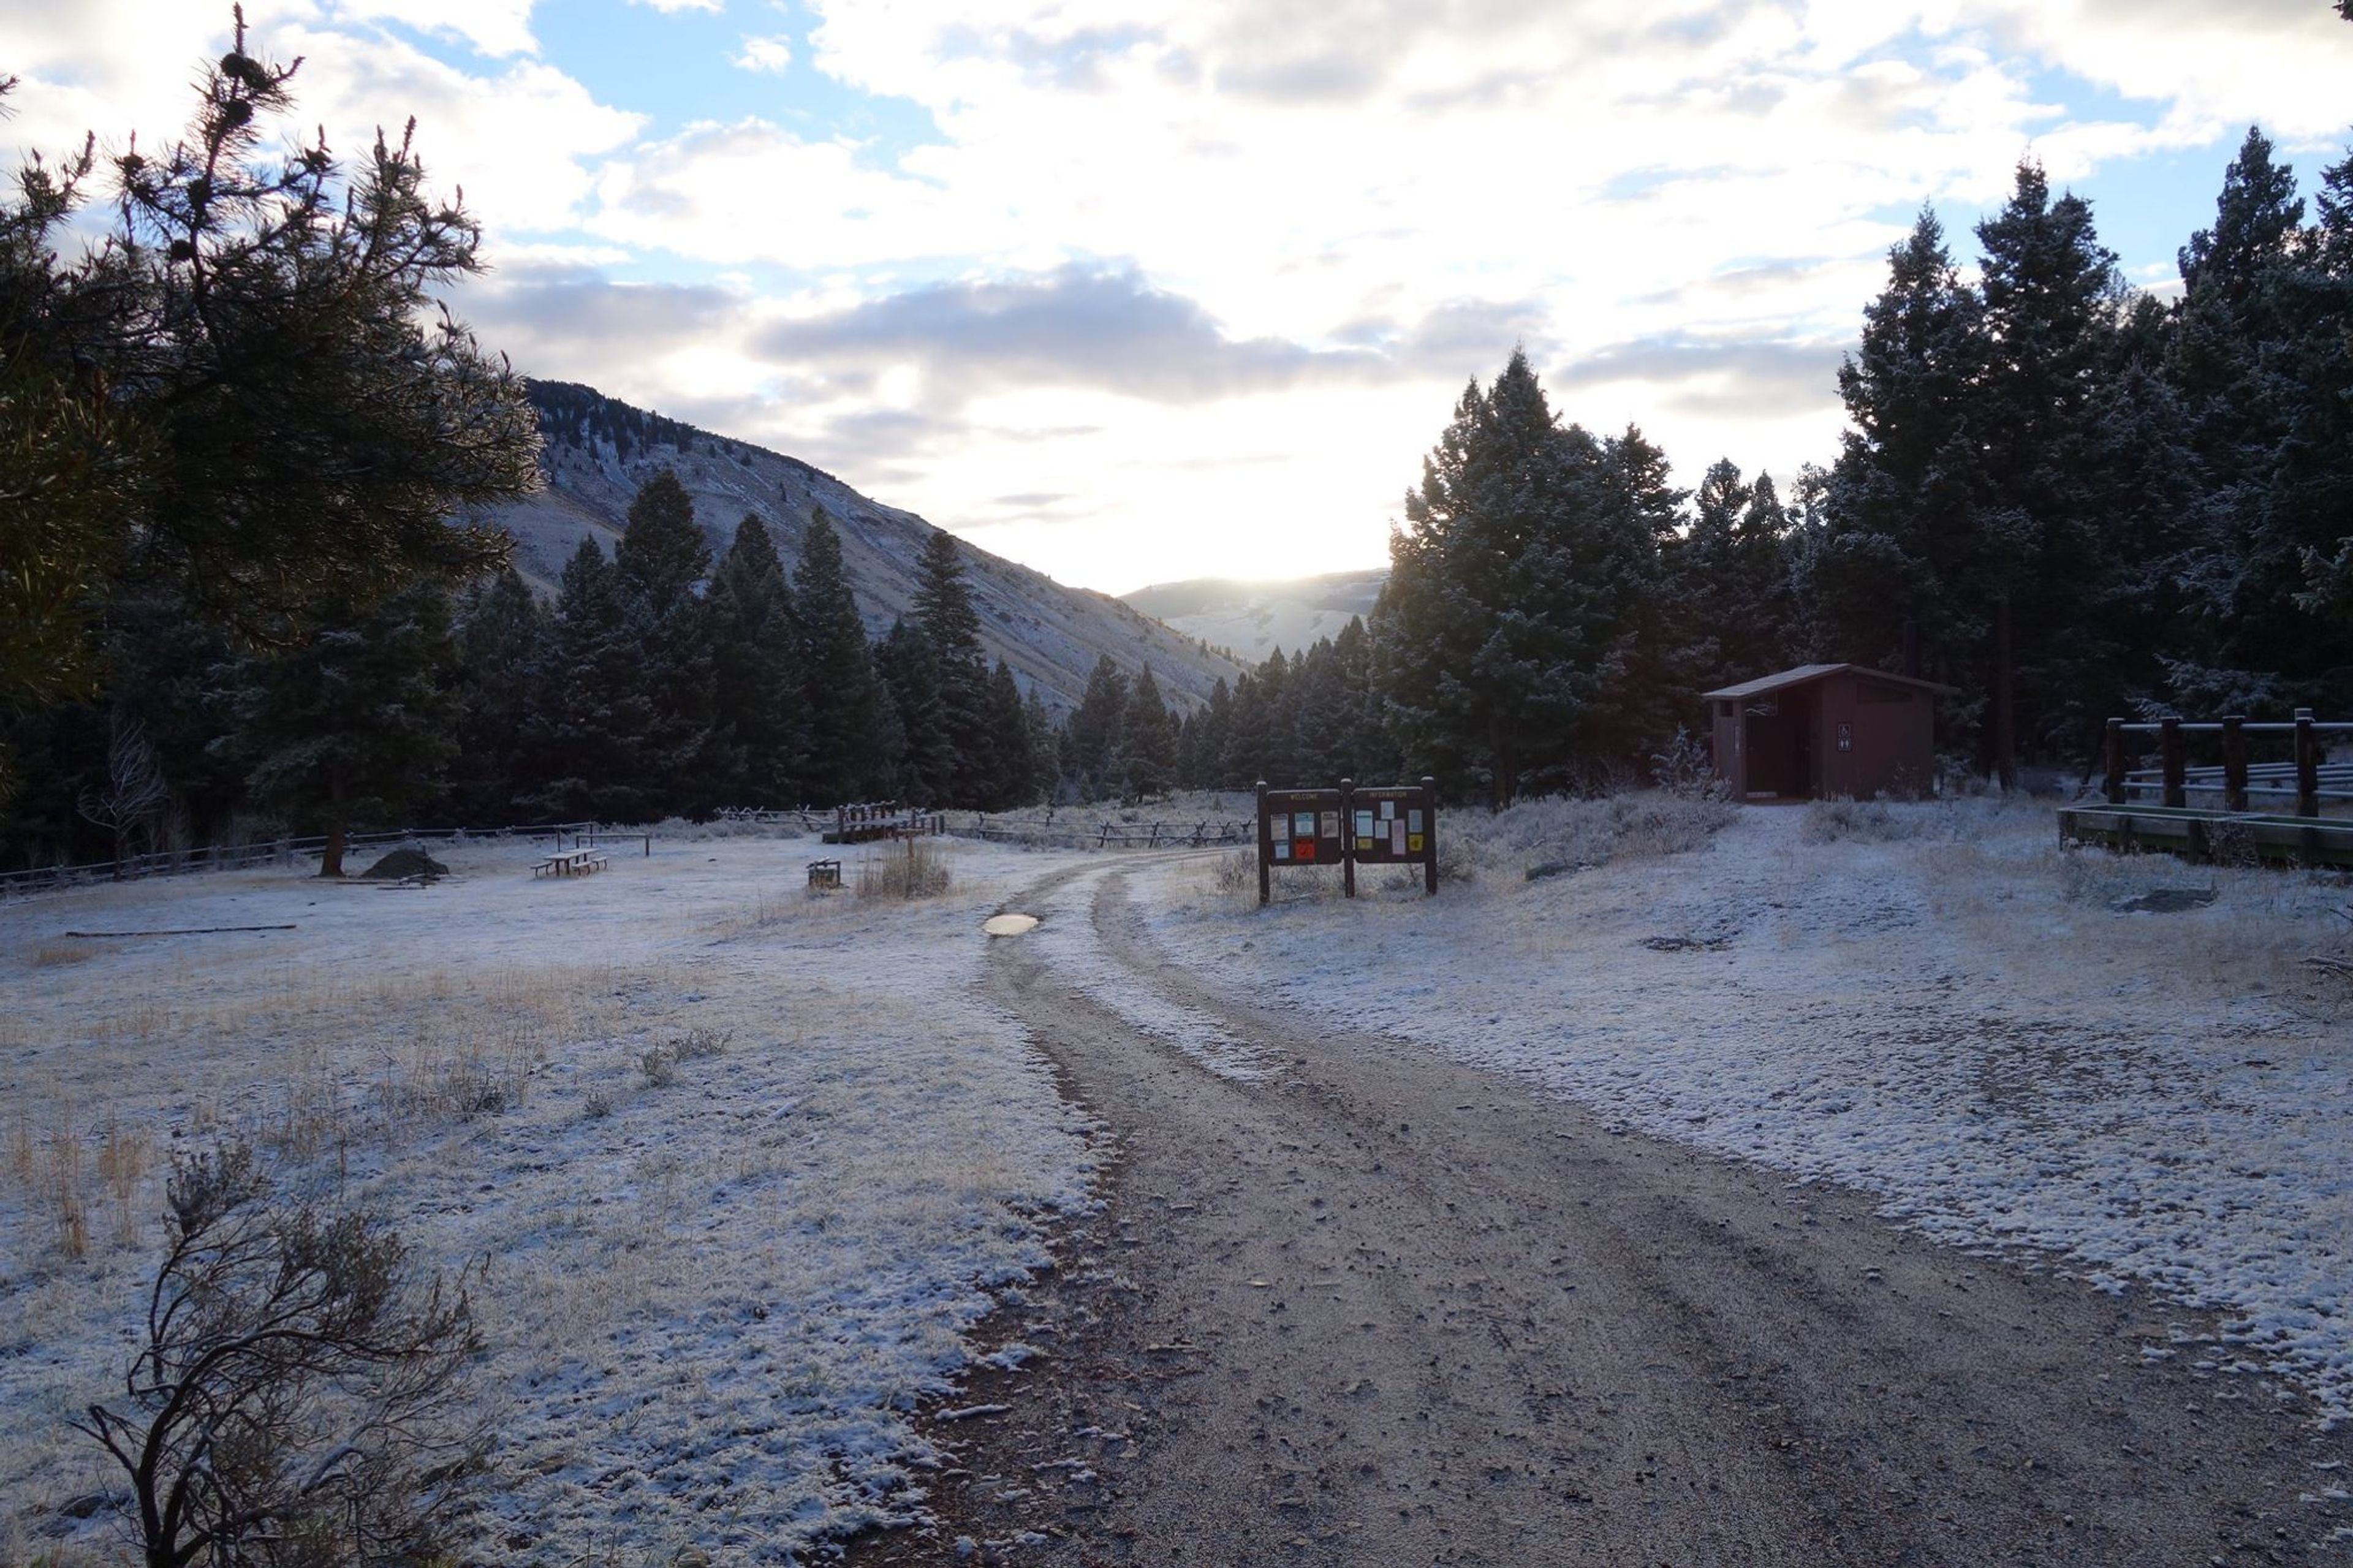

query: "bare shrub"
(639, 1045), (679, 1089)
(672, 1028), (730, 1062)
(2205, 819), (2260, 869)
(77, 1142), (487, 1568)
(856, 839), (952, 900)
(1212, 849), (1253, 898)
(1650, 726), (1730, 801)
(582, 1090), (613, 1121)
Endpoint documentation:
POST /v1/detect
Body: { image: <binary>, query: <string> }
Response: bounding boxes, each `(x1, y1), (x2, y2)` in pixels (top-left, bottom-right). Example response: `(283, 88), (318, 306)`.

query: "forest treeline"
(1139, 135), (2353, 806)
(6, 23), (2353, 867)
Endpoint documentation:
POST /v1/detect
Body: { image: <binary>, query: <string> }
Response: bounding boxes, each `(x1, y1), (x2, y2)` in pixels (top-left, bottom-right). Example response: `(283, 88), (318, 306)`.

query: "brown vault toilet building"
(1703, 664), (1953, 800)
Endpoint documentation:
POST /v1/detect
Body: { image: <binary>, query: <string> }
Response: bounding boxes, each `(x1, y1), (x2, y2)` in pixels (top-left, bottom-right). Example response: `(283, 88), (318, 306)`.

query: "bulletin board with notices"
(1254, 778), (1438, 904)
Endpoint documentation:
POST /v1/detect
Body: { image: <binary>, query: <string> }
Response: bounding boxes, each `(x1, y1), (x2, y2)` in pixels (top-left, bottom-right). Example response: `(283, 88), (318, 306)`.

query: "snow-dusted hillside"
(1121, 569), (1387, 664)
(485, 383), (1243, 714)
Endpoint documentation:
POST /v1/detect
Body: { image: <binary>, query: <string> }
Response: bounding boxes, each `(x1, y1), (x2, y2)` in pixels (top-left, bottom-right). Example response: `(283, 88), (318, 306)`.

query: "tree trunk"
(1993, 595), (2017, 792)
(319, 765), (347, 878)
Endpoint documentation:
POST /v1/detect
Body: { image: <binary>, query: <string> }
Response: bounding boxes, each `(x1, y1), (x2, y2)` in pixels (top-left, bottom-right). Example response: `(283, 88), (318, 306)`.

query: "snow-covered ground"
(0, 834), (1099, 1564)
(1134, 797), (2353, 1417)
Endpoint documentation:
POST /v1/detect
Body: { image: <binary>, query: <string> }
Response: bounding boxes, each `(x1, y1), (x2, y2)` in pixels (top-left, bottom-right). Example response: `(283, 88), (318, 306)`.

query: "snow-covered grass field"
(1138, 794), (2353, 1417)
(0, 834), (1098, 1565)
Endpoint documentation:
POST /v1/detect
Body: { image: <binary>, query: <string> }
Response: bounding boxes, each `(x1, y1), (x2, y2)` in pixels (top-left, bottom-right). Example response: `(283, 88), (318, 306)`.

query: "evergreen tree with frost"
(1122, 665), (1177, 800)
(1020, 686), (1061, 804)
(1814, 208), (1989, 748)
(985, 660), (1036, 808)
(792, 509), (889, 804)
(613, 471), (715, 814)
(1377, 350), (1662, 805)
(217, 579), (460, 877)
(1064, 655), (1129, 801)
(1970, 159), (2129, 776)
(706, 513), (804, 807)
(912, 529), (995, 805)
(2168, 129), (2353, 711)
(529, 539), (651, 820)
(876, 619), (953, 801)
(447, 568), (547, 822)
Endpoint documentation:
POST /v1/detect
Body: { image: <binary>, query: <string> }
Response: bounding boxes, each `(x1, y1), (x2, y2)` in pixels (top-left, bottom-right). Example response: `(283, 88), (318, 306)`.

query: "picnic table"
(532, 847), (610, 878)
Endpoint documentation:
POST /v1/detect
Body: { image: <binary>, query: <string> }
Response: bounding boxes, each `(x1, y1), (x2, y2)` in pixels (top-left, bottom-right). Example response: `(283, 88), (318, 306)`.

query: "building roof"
(1702, 662), (1959, 701)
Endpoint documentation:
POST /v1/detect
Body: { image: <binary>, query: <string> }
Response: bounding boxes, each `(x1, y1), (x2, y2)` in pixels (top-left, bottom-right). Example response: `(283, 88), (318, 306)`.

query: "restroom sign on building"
(1255, 778), (1439, 904)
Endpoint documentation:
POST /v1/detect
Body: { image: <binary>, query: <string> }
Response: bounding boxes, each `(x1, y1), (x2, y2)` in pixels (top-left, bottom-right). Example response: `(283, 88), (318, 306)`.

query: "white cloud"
(629, 0), (723, 11)
(15, 0), (2353, 593)
(328, 0), (540, 58)
(733, 34), (794, 73)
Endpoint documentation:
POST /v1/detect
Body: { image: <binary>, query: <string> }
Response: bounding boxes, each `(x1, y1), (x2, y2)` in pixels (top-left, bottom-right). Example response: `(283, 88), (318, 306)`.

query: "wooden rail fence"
(949, 816), (1252, 851)
(2102, 708), (2353, 816)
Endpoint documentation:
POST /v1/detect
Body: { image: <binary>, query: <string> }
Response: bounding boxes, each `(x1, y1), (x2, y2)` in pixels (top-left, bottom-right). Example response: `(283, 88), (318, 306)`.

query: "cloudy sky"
(7, 2), (2353, 594)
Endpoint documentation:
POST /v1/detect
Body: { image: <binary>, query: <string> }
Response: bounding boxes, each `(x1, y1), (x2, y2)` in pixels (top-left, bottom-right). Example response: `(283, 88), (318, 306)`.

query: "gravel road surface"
(851, 858), (2353, 1566)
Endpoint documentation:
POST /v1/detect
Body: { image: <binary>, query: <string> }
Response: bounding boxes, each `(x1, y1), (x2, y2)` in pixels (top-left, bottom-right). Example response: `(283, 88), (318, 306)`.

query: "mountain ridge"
(476, 381), (1245, 714)
(1120, 567), (1389, 664)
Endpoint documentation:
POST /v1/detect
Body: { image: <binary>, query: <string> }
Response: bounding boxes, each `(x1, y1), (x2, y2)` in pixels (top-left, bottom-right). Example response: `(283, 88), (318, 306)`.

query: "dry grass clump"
(857, 839), (952, 900)
(97, 1115), (151, 1249)
(28, 944), (95, 968)
(1455, 791), (1737, 883)
(1799, 798), (1925, 844)
(639, 1026), (730, 1089)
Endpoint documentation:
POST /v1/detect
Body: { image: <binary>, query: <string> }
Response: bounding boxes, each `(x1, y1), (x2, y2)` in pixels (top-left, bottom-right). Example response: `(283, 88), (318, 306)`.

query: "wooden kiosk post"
(1254, 780), (1270, 907)
(2104, 718), (2127, 805)
(2221, 716), (2249, 814)
(2297, 709), (2321, 820)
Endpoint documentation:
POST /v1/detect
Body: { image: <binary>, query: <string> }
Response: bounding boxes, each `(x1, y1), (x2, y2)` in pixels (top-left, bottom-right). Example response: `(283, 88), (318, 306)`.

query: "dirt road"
(856, 858), (2353, 1566)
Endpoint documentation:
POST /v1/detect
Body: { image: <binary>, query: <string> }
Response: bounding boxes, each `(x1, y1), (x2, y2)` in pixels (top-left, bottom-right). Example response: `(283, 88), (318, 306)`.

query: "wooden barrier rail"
(949, 817), (1252, 850)
(2103, 710), (2353, 817)
(0, 820), (603, 898)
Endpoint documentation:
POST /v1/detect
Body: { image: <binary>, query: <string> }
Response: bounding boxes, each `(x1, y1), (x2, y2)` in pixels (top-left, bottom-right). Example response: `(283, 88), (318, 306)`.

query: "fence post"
(2297, 708), (2321, 819)
(2221, 716), (2248, 814)
(2160, 717), (2185, 808)
(1422, 777), (1440, 897)
(2103, 718), (2126, 805)
(1339, 778), (1356, 899)
(1256, 780), (1270, 907)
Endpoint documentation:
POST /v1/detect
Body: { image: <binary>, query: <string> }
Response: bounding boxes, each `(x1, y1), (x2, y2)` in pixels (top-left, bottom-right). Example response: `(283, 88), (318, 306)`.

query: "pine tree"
(1377, 351), (1660, 804)
(793, 509), (889, 804)
(1972, 159), (2127, 778)
(614, 471), (714, 814)
(1064, 656), (1129, 801)
(218, 579), (460, 877)
(1020, 687), (1061, 805)
(707, 514), (804, 807)
(529, 539), (651, 821)
(985, 660), (1035, 809)
(1121, 666), (1177, 800)
(1816, 208), (1989, 751)
(912, 529), (995, 805)
(2171, 129), (2353, 711)
(876, 619), (953, 801)
(447, 569), (547, 823)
